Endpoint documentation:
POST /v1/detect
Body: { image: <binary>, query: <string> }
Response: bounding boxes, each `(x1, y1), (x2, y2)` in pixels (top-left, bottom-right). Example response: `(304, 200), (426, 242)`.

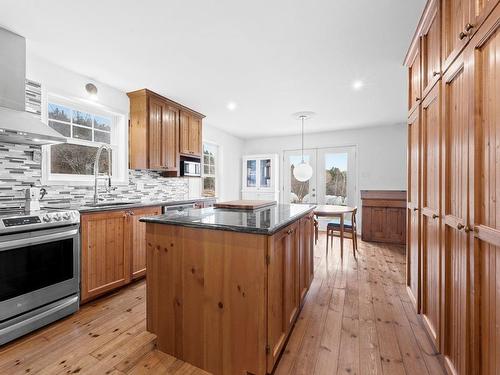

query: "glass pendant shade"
(293, 162), (313, 182)
(292, 112), (314, 182)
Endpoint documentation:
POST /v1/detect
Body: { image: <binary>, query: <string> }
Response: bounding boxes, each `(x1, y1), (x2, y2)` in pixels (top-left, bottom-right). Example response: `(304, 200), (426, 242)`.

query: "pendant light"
(292, 112), (314, 182)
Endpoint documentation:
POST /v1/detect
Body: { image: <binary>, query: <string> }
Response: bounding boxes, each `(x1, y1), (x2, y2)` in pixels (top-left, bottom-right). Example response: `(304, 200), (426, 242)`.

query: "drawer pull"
(465, 23), (474, 32)
(459, 31), (468, 40)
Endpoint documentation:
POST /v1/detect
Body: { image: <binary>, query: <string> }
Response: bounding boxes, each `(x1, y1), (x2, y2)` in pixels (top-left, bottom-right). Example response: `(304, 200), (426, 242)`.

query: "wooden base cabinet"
(81, 206), (162, 303)
(406, 2), (500, 374)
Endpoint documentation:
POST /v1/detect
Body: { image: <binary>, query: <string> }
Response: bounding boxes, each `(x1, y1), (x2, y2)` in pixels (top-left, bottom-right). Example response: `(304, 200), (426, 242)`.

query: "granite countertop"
(139, 203), (316, 235)
(43, 197), (215, 213)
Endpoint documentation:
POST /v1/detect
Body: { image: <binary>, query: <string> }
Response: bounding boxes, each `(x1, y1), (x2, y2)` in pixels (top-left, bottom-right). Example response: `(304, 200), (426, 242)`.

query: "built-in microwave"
(181, 160), (201, 177)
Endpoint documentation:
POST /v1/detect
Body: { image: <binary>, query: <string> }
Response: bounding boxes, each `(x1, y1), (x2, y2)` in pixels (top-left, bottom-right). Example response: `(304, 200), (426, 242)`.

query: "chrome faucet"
(93, 144), (112, 204)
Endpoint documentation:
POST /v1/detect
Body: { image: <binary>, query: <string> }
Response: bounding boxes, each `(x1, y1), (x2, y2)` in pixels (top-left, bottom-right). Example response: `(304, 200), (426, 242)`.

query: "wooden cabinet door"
(130, 206), (162, 279)
(441, 55), (471, 375)
(408, 42), (422, 115)
(80, 210), (131, 303)
(422, 0), (441, 97)
(442, 0), (470, 71)
(407, 108), (421, 311)
(189, 116), (202, 157)
(161, 104), (178, 170)
(179, 111), (190, 155)
(128, 93), (148, 169)
(148, 97), (163, 169)
(420, 84), (442, 349)
(466, 7), (500, 373)
(469, 0), (500, 36)
(298, 213), (313, 304)
(267, 223), (300, 372)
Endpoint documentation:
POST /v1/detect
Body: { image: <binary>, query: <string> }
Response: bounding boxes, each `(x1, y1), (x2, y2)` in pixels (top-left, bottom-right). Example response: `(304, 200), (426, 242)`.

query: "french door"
(283, 146), (356, 207)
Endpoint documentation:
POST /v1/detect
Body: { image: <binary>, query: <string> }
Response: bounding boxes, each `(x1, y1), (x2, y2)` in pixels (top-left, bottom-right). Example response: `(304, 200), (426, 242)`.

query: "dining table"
(313, 204), (356, 257)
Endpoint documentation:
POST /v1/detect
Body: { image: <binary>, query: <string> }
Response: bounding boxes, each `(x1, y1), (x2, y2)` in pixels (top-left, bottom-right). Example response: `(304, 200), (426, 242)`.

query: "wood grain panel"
(130, 206), (162, 279)
(127, 91), (148, 169)
(81, 211), (131, 303)
(442, 56), (471, 375)
(161, 105), (179, 170)
(442, 0), (469, 71)
(408, 42), (422, 114)
(422, 0), (441, 97)
(420, 83), (442, 349)
(407, 108), (421, 311)
(468, 8), (500, 373)
(148, 97), (163, 169)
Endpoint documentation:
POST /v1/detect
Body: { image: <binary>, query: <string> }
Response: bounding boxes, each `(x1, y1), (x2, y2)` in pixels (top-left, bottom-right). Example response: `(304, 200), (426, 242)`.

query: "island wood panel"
(420, 83), (442, 349)
(441, 55), (471, 375)
(467, 8), (500, 373)
(407, 108), (421, 311)
(130, 206), (162, 280)
(146, 224), (267, 375)
(422, 0), (441, 97)
(267, 222), (300, 373)
(81, 210), (131, 303)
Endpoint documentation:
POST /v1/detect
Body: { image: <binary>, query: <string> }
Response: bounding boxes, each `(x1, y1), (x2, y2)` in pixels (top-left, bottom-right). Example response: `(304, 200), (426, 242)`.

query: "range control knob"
(53, 213), (62, 221)
(63, 213), (71, 220)
(42, 214), (51, 222)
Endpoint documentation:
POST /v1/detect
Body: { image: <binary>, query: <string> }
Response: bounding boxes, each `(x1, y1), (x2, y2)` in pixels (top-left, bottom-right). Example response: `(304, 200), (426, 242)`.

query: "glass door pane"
(283, 149), (317, 204)
(246, 159), (257, 188)
(260, 159), (272, 188)
(317, 146), (356, 207)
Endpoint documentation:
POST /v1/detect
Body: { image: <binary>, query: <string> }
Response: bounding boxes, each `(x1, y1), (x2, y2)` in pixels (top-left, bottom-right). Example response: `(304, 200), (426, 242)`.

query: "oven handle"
(0, 228), (79, 252)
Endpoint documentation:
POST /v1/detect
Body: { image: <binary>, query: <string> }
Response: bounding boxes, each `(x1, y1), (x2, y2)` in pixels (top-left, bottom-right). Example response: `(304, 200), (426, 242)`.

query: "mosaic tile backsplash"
(0, 142), (189, 208)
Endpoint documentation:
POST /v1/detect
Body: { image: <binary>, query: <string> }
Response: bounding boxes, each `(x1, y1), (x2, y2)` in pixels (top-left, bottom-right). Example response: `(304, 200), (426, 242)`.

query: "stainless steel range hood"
(0, 27), (66, 145)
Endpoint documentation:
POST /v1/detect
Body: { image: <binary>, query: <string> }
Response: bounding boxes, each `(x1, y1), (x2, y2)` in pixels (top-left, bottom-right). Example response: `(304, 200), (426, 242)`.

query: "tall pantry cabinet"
(405, 1), (500, 374)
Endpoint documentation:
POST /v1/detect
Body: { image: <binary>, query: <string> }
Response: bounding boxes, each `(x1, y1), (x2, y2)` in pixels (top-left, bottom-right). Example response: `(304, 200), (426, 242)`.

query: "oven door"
(0, 225), (80, 321)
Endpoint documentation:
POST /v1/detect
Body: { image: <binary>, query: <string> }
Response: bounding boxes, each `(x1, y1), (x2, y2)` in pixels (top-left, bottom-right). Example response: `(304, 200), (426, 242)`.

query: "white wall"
(244, 124), (407, 227)
(204, 123), (244, 201)
(25, 54), (244, 201)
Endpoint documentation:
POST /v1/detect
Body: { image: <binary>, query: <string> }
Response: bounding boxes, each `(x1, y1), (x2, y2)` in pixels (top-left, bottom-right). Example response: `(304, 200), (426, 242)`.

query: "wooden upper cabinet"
(469, 0), (500, 36)
(128, 89), (204, 172)
(407, 42), (422, 115)
(179, 110), (202, 157)
(422, 0), (441, 97)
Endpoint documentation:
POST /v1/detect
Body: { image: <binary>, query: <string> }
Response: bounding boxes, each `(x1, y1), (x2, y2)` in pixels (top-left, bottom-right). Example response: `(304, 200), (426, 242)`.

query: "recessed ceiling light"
(227, 101), (237, 111)
(352, 80), (364, 91)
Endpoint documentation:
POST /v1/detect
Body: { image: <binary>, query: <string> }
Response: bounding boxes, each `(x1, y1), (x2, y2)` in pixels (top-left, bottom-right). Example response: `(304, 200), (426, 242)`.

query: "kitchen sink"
(84, 200), (141, 207)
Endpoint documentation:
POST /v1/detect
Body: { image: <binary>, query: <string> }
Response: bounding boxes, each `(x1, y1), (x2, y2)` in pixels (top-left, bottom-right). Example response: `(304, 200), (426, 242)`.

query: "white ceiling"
(0, 0), (425, 139)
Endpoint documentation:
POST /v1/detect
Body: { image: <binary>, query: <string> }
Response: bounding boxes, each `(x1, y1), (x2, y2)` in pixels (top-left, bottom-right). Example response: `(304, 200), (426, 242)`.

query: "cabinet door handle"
(416, 97), (421, 102)
(432, 214), (439, 219)
(432, 71), (440, 77)
(287, 229), (292, 235)
(413, 207), (419, 211)
(457, 223), (465, 230)
(465, 23), (474, 32)
(459, 31), (468, 40)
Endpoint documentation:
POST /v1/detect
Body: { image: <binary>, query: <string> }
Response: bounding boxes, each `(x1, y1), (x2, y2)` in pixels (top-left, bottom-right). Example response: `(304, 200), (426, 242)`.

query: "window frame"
(202, 141), (220, 198)
(41, 92), (128, 186)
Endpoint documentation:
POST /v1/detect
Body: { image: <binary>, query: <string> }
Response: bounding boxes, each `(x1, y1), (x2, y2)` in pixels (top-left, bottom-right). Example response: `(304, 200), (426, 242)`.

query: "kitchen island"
(141, 204), (315, 375)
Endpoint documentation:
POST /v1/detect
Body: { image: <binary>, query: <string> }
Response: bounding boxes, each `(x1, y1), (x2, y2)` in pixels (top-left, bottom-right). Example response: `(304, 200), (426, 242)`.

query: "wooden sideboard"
(360, 190), (406, 245)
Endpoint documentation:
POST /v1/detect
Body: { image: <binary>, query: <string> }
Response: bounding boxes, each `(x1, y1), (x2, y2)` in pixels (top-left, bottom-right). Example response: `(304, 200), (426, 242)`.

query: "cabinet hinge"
(265, 344), (270, 355)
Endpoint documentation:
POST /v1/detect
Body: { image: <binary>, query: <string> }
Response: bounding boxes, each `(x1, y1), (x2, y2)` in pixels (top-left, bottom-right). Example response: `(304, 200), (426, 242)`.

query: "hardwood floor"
(0, 234), (445, 375)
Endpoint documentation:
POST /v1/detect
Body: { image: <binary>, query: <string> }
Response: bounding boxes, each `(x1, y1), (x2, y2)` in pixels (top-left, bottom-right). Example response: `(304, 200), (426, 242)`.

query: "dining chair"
(326, 207), (358, 258)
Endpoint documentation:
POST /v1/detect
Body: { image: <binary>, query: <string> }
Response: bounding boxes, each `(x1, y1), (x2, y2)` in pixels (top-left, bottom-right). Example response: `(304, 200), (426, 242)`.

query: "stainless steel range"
(0, 207), (80, 346)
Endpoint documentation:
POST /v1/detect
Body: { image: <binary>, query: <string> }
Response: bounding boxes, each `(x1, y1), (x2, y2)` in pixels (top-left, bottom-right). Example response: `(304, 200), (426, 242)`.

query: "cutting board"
(213, 200), (276, 210)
